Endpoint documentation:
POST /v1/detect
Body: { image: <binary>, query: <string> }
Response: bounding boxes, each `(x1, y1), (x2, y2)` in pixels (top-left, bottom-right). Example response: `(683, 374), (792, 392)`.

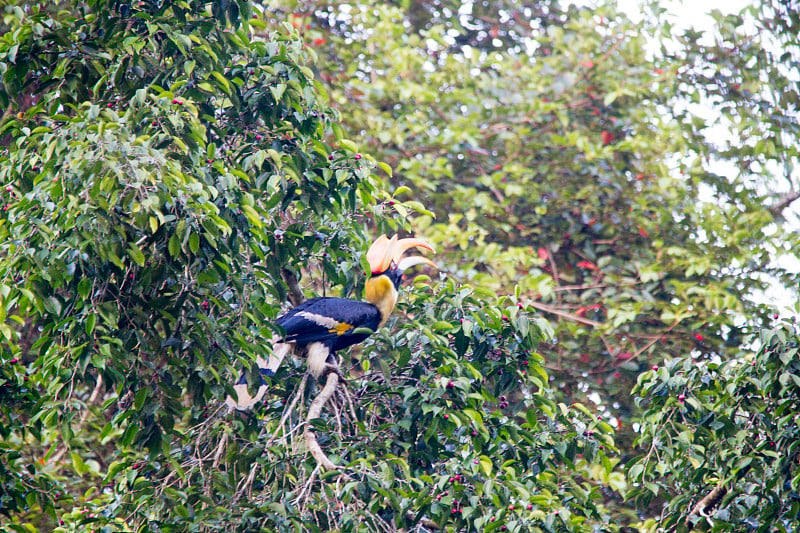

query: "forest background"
(1, 1), (799, 532)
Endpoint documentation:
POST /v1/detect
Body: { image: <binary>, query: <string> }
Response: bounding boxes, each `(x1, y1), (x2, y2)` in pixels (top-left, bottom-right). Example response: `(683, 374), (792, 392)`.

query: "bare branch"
(768, 189), (800, 216)
(51, 374), (104, 465)
(281, 268), (305, 307)
(527, 301), (603, 327)
(304, 372), (339, 471)
(685, 482), (727, 527)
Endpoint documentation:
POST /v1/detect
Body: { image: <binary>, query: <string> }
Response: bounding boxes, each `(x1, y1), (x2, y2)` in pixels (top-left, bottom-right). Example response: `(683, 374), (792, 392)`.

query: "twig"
(527, 301), (603, 327)
(264, 374), (309, 449)
(51, 374), (104, 465)
(295, 463), (321, 507)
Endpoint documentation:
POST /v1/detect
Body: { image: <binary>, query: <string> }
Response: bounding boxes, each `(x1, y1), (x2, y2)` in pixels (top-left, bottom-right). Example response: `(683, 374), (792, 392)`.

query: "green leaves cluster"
(631, 322), (800, 532)
(0, 2), (622, 532)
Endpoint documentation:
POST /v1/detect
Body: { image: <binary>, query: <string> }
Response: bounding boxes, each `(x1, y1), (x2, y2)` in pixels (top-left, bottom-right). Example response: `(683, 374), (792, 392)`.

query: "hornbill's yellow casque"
(226, 234), (436, 410)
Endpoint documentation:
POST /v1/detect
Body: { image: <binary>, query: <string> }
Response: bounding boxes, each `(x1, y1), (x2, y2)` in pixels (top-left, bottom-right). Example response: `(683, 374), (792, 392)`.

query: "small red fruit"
(694, 334), (704, 342)
(107, 102), (113, 108)
(447, 381), (454, 389)
(678, 394), (685, 401)
(527, 504), (533, 510)
(443, 414), (449, 420)
(509, 504), (514, 510)
(354, 153), (362, 160)
(502, 315), (509, 321)
(328, 154), (334, 160)
(9, 358), (18, 364)
(652, 365), (659, 371)
(601, 130), (614, 145)
(255, 135), (262, 140)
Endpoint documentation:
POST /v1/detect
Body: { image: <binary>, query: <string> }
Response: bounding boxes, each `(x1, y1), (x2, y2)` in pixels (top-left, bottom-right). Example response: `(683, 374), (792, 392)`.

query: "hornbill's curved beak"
(367, 234), (436, 275)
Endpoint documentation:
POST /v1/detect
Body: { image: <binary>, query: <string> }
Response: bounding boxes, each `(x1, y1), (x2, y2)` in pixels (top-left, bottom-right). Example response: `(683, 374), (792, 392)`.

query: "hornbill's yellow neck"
(364, 274), (399, 327)
(364, 234), (436, 328)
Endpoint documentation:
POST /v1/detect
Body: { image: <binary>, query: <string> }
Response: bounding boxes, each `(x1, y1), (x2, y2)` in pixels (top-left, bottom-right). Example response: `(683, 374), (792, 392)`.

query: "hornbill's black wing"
(276, 297), (382, 350)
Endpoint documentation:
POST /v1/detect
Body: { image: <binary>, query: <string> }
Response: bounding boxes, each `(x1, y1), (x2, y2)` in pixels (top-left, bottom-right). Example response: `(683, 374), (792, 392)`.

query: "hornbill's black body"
(273, 297), (383, 352)
(226, 235), (435, 409)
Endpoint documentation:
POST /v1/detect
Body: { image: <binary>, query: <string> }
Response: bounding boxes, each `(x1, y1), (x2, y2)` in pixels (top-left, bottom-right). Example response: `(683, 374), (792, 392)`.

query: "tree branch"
(281, 268), (305, 307)
(527, 301), (603, 327)
(304, 371), (339, 471)
(685, 482), (727, 527)
(768, 189), (800, 216)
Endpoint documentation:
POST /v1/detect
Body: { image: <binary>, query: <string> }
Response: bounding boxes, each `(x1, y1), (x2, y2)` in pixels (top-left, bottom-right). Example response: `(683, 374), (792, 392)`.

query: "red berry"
(527, 504), (533, 510)
(694, 334), (704, 341)
(328, 154), (334, 160)
(447, 381), (454, 389)
(509, 504), (514, 510)
(171, 98), (178, 104)
(490, 517), (495, 522)
(449, 476), (454, 483)
(152, 121), (158, 126)
(651, 365), (659, 371)
(678, 394), (685, 401)
(255, 134), (262, 140)
(443, 414), (449, 420)
(502, 315), (509, 321)
(354, 153), (362, 160)
(9, 358), (18, 364)
(387, 200), (395, 206)
(107, 102), (113, 108)
(474, 459), (479, 463)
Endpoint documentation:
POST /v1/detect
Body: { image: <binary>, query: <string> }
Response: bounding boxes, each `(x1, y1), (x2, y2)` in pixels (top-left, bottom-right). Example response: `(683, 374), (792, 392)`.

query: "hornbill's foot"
(323, 363), (346, 381)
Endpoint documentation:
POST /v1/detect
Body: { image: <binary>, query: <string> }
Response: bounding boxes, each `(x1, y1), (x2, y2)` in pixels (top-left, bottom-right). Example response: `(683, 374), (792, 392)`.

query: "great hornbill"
(226, 234), (436, 410)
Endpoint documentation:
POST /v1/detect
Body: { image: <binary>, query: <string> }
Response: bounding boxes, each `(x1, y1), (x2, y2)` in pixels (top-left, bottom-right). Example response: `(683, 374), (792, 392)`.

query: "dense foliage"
(0, 1), (615, 532)
(632, 322), (800, 532)
(0, 0), (798, 532)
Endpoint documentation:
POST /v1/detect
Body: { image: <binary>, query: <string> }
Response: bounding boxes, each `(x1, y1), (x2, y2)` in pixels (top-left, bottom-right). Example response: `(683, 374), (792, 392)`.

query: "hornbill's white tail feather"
(225, 341), (291, 410)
